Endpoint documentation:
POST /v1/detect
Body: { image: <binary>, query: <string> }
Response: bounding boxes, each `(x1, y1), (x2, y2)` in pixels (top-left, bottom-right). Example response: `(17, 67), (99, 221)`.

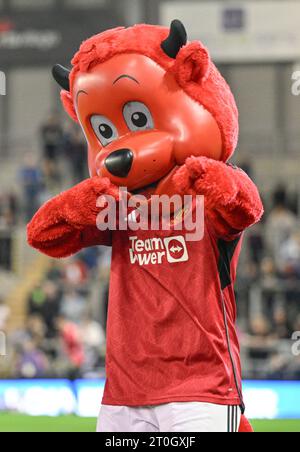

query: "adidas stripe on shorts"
(97, 402), (241, 433)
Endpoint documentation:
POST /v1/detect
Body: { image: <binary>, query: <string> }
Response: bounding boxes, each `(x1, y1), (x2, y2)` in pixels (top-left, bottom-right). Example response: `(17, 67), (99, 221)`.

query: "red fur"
(239, 415), (254, 433)
(61, 90), (78, 123)
(27, 25), (262, 431)
(173, 156), (264, 240)
(63, 25), (238, 161)
(172, 42), (211, 84)
(172, 44), (239, 162)
(27, 177), (119, 258)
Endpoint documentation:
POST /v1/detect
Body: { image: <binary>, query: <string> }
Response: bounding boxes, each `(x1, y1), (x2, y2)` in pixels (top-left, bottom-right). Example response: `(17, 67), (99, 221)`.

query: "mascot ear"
(172, 42), (211, 86)
(61, 90), (78, 122)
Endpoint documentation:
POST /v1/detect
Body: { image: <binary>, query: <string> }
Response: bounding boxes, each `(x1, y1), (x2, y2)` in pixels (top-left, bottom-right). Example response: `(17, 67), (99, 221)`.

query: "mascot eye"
(91, 115), (118, 146)
(123, 102), (154, 132)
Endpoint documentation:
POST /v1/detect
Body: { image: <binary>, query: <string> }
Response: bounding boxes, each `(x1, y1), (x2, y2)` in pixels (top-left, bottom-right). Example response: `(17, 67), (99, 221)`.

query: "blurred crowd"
(0, 192), (18, 271)
(1, 246), (111, 379)
(0, 114), (88, 272)
(238, 184), (300, 379)
(0, 114), (300, 380)
(23, 113), (89, 223)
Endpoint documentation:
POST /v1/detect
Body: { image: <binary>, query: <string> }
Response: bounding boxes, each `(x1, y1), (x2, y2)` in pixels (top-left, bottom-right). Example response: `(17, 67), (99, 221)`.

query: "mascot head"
(53, 20), (238, 195)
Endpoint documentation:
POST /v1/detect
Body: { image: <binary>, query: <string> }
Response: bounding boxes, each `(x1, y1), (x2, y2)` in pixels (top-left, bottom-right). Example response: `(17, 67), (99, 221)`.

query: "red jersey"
(102, 217), (244, 408)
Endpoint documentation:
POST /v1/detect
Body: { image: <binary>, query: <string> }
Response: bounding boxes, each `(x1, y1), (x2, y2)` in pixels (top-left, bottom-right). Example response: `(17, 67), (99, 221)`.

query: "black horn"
(161, 19), (187, 59)
(52, 64), (70, 91)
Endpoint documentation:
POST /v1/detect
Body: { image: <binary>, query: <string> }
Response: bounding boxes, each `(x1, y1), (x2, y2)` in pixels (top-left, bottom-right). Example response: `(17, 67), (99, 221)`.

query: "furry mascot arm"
(27, 177), (120, 258)
(174, 156), (264, 239)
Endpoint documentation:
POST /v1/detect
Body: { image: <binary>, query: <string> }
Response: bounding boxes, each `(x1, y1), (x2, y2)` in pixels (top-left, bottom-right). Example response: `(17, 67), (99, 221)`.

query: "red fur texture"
(173, 156), (264, 240)
(61, 90), (77, 123)
(63, 24), (238, 161)
(239, 415), (254, 433)
(27, 177), (119, 258)
(27, 25), (263, 431)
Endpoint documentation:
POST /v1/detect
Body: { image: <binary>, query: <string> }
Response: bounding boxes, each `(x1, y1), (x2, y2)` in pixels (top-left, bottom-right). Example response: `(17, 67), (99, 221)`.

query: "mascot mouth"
(131, 178), (164, 198)
(130, 166), (180, 200)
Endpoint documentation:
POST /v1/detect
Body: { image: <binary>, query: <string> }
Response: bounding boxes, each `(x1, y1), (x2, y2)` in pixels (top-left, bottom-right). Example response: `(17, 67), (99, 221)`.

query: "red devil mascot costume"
(28, 20), (263, 432)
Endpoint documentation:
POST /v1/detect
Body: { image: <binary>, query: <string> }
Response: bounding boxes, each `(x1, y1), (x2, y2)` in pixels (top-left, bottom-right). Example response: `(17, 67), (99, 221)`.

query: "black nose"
(105, 149), (133, 178)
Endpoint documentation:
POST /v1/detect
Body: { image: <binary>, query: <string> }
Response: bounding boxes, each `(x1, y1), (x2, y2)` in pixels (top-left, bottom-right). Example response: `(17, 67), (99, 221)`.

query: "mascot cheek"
(88, 146), (99, 177)
(166, 42), (223, 164)
(172, 112), (223, 165)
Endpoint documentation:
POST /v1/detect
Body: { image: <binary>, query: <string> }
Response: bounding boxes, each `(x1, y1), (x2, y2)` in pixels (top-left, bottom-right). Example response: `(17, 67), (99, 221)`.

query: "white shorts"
(97, 402), (241, 433)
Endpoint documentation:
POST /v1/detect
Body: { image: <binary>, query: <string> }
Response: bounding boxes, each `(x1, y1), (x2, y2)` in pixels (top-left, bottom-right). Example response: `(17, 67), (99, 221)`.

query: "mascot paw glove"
(173, 156), (237, 206)
(59, 176), (120, 228)
(27, 176), (121, 258)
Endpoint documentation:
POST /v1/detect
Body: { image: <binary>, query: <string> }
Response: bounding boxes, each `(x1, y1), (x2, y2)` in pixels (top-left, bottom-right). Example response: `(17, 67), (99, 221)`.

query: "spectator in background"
(278, 229), (300, 278)
(80, 247), (101, 274)
(28, 281), (61, 339)
(80, 313), (106, 372)
(10, 315), (57, 378)
(16, 338), (49, 379)
(40, 281), (62, 338)
(0, 230), (12, 271)
(80, 314), (106, 351)
(265, 186), (297, 263)
(277, 229), (300, 321)
(0, 298), (10, 331)
(7, 192), (18, 225)
(40, 114), (64, 188)
(0, 192), (19, 227)
(40, 114), (63, 163)
(247, 224), (265, 265)
(57, 315), (84, 377)
(0, 191), (19, 271)
(64, 126), (88, 184)
(259, 256), (279, 317)
(26, 315), (47, 348)
(60, 288), (86, 325)
(0, 192), (18, 228)
(19, 153), (43, 221)
(273, 307), (291, 340)
(27, 285), (47, 317)
(242, 314), (277, 377)
(46, 261), (63, 282)
(63, 257), (88, 287)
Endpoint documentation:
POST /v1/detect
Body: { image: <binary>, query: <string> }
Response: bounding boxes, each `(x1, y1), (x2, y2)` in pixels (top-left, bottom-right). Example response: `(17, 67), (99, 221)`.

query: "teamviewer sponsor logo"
(129, 236), (189, 266)
(164, 236), (189, 263)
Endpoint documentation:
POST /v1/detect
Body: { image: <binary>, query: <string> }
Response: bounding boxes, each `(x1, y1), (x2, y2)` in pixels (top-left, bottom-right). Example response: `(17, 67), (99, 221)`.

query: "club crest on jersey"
(129, 235), (189, 266)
